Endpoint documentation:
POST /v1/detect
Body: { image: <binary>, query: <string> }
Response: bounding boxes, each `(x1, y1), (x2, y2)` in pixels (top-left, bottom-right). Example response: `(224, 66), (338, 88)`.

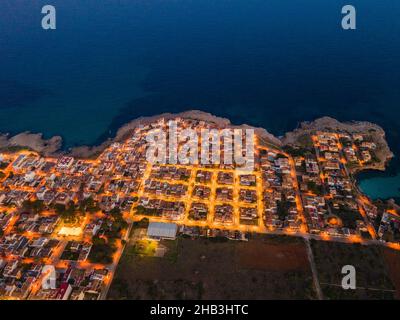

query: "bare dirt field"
(108, 234), (316, 300)
(237, 237), (309, 272)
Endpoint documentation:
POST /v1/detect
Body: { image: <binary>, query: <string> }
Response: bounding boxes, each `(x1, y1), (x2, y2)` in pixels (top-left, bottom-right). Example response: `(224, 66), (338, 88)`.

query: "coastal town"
(0, 113), (399, 300)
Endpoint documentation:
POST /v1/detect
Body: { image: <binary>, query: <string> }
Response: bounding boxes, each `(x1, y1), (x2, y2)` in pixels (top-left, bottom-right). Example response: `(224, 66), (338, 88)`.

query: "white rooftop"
(58, 226), (82, 236)
(147, 222), (178, 239)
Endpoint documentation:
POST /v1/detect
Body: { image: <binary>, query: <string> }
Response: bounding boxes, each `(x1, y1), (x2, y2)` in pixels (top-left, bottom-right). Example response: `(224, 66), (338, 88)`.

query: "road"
(305, 238), (323, 300)
(99, 220), (134, 300)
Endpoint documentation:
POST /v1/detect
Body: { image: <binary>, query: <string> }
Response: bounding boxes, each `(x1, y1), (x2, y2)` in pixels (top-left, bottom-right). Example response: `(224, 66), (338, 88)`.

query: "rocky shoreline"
(0, 111), (394, 173)
(0, 132), (63, 156)
(0, 110), (283, 159)
(282, 116), (394, 173)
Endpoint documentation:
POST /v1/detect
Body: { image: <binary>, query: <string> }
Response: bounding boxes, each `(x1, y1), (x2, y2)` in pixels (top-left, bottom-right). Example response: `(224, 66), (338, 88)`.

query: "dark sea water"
(1, 0), (400, 198)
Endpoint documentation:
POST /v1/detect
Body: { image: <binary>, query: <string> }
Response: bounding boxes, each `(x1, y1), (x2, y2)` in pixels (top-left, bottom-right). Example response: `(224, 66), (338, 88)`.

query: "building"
(147, 222), (178, 240)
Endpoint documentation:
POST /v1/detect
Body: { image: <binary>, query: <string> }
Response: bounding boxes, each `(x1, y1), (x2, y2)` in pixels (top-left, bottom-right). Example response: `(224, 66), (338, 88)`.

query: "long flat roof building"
(147, 222), (178, 240)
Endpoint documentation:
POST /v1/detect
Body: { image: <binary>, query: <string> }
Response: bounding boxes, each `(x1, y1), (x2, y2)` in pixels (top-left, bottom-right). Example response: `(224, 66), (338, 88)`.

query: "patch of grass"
(129, 240), (157, 257)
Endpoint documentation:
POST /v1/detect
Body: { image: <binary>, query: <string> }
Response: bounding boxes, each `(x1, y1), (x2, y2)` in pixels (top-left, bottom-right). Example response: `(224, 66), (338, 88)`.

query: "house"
(57, 157), (74, 170)
(54, 283), (72, 300)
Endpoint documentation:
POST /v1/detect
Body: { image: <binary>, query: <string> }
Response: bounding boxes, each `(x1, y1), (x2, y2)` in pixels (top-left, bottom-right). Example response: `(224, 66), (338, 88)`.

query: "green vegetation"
(79, 196), (100, 213)
(136, 205), (159, 216)
(332, 206), (362, 229)
(339, 137), (351, 147)
(275, 153), (288, 159)
(88, 236), (117, 264)
(296, 134), (314, 148)
(53, 201), (79, 223)
(128, 240), (157, 257)
(132, 217), (149, 229)
(22, 199), (45, 215)
(307, 181), (324, 195)
(0, 162), (9, 170)
(276, 194), (291, 221)
(60, 250), (80, 261)
(283, 145), (313, 157)
(105, 207), (128, 238)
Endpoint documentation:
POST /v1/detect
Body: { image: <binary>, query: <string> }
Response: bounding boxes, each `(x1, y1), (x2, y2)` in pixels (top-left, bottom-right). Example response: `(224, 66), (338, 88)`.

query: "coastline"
(282, 116), (394, 171)
(356, 167), (400, 202)
(0, 132), (63, 157)
(0, 110), (394, 173)
(0, 110), (282, 159)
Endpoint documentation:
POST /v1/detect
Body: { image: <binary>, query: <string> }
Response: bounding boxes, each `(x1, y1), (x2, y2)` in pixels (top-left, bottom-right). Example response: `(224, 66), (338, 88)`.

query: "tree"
(22, 200), (45, 214)
(277, 194), (290, 221)
(107, 207), (128, 237)
(138, 217), (149, 228)
(54, 203), (66, 215)
(88, 236), (116, 264)
(66, 200), (76, 216)
(109, 207), (122, 219)
(307, 181), (323, 196)
(80, 197), (99, 213)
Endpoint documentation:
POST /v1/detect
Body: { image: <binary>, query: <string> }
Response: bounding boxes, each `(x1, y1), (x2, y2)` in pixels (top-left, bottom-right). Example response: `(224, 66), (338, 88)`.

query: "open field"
(382, 248), (400, 299)
(310, 240), (396, 299)
(238, 234), (309, 272)
(108, 235), (316, 300)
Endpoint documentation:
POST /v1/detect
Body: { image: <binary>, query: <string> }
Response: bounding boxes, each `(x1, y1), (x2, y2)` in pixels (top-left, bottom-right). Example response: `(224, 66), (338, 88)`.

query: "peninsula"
(0, 110), (399, 300)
